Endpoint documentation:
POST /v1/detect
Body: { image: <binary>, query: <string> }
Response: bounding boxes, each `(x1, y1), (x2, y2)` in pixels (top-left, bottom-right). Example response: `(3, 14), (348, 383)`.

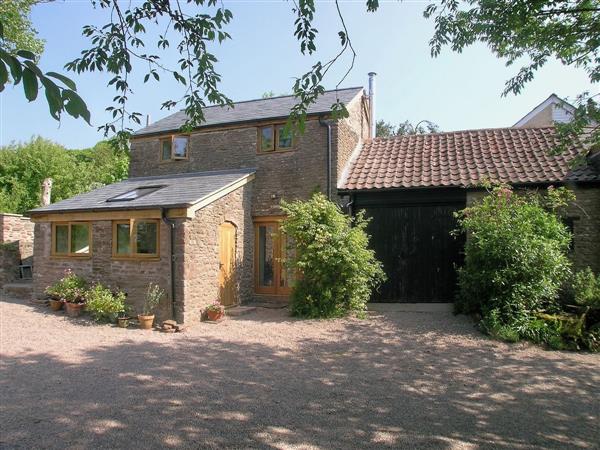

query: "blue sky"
(0, 0), (595, 149)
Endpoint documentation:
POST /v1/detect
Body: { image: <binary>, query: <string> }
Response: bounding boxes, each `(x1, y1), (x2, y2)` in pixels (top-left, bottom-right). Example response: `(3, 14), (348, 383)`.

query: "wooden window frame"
(159, 134), (190, 162)
(257, 124), (294, 154)
(112, 219), (160, 259)
(254, 216), (292, 295)
(51, 222), (92, 258)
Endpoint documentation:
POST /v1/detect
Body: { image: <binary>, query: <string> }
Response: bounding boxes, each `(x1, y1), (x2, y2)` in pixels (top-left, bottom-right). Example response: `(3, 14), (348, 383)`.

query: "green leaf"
(2, 53), (23, 84)
(45, 72), (77, 91)
(63, 89), (91, 125)
(40, 76), (63, 120)
(22, 68), (38, 101)
(16, 50), (36, 61)
(0, 60), (8, 88)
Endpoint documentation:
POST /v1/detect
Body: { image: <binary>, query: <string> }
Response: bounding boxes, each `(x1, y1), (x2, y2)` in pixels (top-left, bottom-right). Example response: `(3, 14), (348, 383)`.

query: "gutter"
(319, 117), (333, 200)
(161, 208), (177, 321)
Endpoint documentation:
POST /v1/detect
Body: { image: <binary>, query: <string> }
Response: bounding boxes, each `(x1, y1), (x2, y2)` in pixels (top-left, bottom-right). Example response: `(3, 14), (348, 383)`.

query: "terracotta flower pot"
(138, 314), (155, 330)
(49, 299), (64, 311)
(65, 302), (85, 318)
(207, 309), (224, 321)
(117, 317), (130, 328)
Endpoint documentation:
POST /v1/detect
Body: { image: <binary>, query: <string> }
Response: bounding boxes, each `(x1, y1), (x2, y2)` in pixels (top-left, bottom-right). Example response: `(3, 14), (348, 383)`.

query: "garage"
(352, 189), (465, 303)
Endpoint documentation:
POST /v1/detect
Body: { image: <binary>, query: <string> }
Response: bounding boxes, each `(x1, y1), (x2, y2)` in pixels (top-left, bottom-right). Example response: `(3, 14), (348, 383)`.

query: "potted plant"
(138, 283), (163, 330)
(117, 305), (133, 328)
(205, 300), (225, 321)
(86, 283), (127, 323)
(45, 270), (87, 317)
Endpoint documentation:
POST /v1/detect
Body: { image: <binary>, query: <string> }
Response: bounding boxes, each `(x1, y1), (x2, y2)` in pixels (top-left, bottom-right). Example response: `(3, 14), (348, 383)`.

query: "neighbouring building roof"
(514, 94), (576, 128)
(134, 87), (364, 137)
(340, 127), (600, 191)
(29, 169), (255, 215)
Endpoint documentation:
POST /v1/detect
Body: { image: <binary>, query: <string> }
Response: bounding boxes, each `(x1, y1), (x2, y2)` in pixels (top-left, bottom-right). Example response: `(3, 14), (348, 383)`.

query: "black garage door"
(354, 189), (465, 303)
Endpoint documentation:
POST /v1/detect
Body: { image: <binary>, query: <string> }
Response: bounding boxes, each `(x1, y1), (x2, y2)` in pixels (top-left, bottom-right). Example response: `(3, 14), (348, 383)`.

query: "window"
(107, 186), (164, 202)
(257, 124), (294, 153)
(160, 135), (189, 161)
(112, 219), (160, 258)
(52, 222), (91, 257)
(254, 218), (294, 294)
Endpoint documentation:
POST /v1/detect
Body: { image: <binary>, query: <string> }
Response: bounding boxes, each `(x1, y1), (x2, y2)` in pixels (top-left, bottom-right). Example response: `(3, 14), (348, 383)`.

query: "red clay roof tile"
(340, 127), (599, 190)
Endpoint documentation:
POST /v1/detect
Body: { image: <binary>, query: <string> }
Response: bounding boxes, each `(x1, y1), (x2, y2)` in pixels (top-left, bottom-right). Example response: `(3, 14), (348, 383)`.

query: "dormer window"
(160, 135), (189, 161)
(258, 124), (293, 153)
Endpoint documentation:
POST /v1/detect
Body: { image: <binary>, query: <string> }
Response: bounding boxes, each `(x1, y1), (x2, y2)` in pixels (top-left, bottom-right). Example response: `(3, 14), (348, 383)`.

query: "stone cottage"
(28, 81), (600, 321)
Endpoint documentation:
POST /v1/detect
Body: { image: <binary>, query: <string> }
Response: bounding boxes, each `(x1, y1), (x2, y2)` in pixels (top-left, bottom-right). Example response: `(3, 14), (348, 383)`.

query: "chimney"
(41, 178), (53, 207)
(368, 72), (377, 138)
(146, 114), (151, 127)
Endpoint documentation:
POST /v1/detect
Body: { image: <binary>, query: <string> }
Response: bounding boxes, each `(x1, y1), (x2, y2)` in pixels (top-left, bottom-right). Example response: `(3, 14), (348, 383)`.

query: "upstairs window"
(52, 222), (91, 257)
(258, 124), (293, 153)
(160, 135), (189, 161)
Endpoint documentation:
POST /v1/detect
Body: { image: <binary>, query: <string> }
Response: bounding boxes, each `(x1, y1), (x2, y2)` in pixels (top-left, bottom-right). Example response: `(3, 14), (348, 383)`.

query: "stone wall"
(130, 92), (368, 215)
(178, 183), (253, 324)
(466, 185), (600, 273)
(567, 185), (600, 273)
(33, 219), (175, 320)
(0, 213), (34, 286)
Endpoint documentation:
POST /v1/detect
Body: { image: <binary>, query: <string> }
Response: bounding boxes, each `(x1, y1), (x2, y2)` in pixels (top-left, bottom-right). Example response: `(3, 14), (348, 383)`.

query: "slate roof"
(29, 169), (255, 214)
(134, 87), (363, 137)
(340, 127), (600, 191)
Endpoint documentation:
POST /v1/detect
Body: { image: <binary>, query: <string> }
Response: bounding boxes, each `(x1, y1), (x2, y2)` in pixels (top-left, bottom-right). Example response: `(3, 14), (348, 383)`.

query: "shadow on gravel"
(1, 311), (599, 449)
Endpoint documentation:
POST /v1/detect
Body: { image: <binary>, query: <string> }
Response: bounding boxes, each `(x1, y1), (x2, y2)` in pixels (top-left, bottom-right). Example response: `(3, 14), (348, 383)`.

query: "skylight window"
(107, 186), (164, 202)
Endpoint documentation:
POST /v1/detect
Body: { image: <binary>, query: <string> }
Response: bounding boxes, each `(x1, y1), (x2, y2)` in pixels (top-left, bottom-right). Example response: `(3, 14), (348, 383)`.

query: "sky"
(0, 0), (596, 149)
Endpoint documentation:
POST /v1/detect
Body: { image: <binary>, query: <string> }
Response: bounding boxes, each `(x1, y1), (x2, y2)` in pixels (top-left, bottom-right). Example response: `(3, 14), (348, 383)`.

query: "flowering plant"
(45, 270), (87, 304)
(205, 299), (224, 313)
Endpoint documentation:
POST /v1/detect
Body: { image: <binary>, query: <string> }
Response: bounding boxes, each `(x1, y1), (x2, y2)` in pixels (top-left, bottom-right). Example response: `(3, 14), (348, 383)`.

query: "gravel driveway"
(1, 296), (598, 450)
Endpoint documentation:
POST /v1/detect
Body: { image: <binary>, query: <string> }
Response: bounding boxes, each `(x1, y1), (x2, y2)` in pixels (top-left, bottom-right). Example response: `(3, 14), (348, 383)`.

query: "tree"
(376, 119), (440, 137)
(424, 0), (600, 158)
(0, 137), (129, 214)
(0, 0), (598, 154)
(0, 0), (44, 57)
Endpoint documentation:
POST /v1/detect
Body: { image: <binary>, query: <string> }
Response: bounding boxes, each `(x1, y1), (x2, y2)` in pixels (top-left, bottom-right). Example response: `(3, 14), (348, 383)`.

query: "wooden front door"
(254, 218), (293, 295)
(218, 222), (237, 306)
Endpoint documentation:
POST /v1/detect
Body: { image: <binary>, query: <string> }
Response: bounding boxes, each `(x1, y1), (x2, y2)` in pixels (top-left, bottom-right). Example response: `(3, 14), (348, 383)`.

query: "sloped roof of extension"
(28, 169), (255, 215)
(340, 127), (600, 191)
(134, 87), (364, 137)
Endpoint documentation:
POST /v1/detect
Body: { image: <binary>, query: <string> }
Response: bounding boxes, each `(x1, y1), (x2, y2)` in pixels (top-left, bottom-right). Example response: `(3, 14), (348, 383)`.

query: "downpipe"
(161, 208), (177, 321)
(319, 117), (333, 200)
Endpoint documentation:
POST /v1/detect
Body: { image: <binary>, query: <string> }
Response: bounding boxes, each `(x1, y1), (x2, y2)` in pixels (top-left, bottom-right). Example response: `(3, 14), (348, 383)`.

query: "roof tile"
(340, 127), (599, 190)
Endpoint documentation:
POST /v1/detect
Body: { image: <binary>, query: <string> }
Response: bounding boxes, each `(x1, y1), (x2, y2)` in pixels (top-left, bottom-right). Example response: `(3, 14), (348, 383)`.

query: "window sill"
(256, 148), (294, 155)
(50, 255), (92, 260)
(111, 255), (161, 262)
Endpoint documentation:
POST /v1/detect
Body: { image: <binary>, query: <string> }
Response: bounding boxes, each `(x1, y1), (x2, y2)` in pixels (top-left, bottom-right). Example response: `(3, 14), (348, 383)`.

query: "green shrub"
(280, 193), (385, 318)
(455, 185), (573, 325)
(572, 267), (600, 308)
(86, 283), (127, 322)
(45, 270), (87, 303)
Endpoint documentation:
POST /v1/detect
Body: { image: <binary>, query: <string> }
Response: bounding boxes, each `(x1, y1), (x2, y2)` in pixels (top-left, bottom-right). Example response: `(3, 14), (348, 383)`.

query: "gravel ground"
(1, 296), (599, 450)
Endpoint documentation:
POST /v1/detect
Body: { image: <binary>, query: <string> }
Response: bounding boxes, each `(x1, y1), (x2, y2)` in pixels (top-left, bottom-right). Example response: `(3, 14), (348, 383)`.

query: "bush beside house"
(280, 193), (385, 318)
(455, 185), (599, 351)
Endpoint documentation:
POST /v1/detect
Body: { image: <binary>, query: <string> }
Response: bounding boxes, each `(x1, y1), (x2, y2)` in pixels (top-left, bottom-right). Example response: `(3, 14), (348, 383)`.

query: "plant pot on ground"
(205, 300), (225, 321)
(117, 316), (131, 328)
(45, 270), (87, 317)
(65, 301), (86, 317)
(48, 298), (64, 311)
(137, 283), (164, 330)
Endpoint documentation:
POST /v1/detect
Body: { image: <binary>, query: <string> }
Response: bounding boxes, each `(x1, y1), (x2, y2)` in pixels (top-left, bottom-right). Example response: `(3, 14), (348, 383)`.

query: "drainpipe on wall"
(161, 208), (177, 321)
(319, 117), (333, 200)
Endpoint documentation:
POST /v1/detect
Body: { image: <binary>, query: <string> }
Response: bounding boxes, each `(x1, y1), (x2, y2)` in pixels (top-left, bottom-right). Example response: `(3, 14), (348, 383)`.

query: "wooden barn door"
(356, 190), (465, 303)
